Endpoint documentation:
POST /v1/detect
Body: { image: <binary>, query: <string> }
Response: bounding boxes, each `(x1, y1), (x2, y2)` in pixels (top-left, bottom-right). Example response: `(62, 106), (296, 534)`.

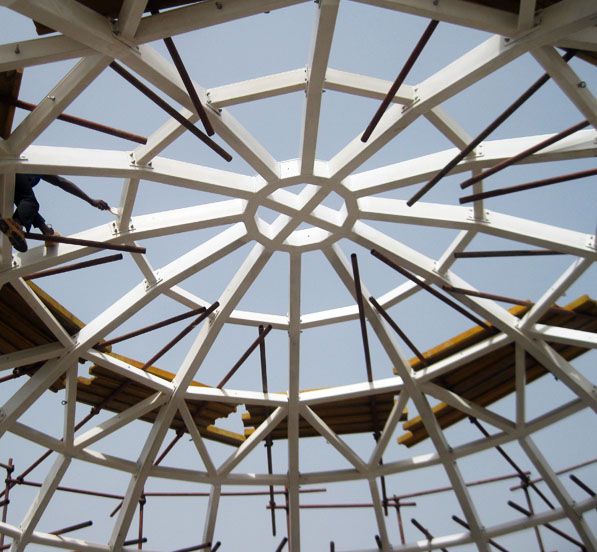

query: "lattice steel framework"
(0, 1), (596, 551)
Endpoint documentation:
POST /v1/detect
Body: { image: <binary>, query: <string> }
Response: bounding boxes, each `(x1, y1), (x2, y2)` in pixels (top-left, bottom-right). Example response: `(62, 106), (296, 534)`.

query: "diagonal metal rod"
(275, 536), (288, 552)
(522, 484), (545, 552)
(210, 543), (221, 552)
(124, 538), (148, 547)
(371, 249), (490, 328)
(374, 534), (383, 550)
(452, 515), (509, 552)
(411, 518), (449, 552)
(109, 61), (231, 161)
(217, 324), (273, 388)
(0, 96), (148, 144)
(50, 520), (93, 536)
(23, 254), (123, 280)
(507, 501), (586, 550)
(454, 249), (564, 258)
(98, 306), (207, 349)
(0, 459), (12, 549)
(469, 417), (555, 509)
(151, 9), (214, 137)
(459, 167), (597, 203)
(369, 296), (428, 365)
(361, 19), (439, 143)
(25, 232), (146, 254)
(9, 478), (123, 500)
(140, 302), (219, 371)
(459, 120), (590, 189)
(407, 49), (575, 205)
(570, 474), (596, 498)
(351, 254), (389, 514)
(259, 324), (277, 537)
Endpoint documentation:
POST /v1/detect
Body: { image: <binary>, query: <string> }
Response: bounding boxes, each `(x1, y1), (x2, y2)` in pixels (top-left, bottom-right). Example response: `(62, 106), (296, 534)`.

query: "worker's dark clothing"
(13, 174), (47, 231)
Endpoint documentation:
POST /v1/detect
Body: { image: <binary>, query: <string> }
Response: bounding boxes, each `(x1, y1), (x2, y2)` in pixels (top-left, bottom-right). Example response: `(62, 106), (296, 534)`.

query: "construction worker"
(0, 173), (111, 252)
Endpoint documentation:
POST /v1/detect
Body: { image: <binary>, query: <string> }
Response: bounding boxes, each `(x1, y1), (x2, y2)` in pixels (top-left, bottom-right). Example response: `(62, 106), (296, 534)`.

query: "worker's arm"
(41, 175), (110, 210)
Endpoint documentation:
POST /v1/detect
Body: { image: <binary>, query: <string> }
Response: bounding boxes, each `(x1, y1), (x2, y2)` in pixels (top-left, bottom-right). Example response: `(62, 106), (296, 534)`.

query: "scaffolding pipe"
(361, 19), (439, 143)
(24, 232), (146, 254)
(109, 61), (231, 162)
(23, 253), (123, 280)
(459, 120), (590, 189)
(460, 167), (597, 204)
(452, 515), (509, 552)
(454, 249), (564, 258)
(0, 96), (148, 144)
(50, 520), (93, 536)
(371, 249), (490, 328)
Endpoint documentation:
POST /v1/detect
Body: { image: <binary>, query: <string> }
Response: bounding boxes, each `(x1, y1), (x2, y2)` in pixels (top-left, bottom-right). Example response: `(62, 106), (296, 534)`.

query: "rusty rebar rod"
(23, 254), (123, 281)
(138, 494), (146, 550)
(411, 518), (448, 552)
(393, 496), (417, 545)
(109, 61), (231, 162)
(150, 11), (214, 137)
(24, 232), (146, 254)
(351, 254), (389, 513)
(210, 543), (221, 552)
(145, 488), (325, 498)
(460, 167), (597, 204)
(0, 372), (20, 384)
(266, 500), (416, 510)
(330, 542), (335, 552)
(154, 430), (185, 467)
(371, 249), (490, 328)
(0, 459), (12, 550)
(50, 520), (93, 536)
(523, 484), (545, 552)
(0, 96), (148, 144)
(361, 19), (439, 143)
(10, 478), (124, 500)
(452, 515), (509, 552)
(454, 249), (564, 258)
(470, 418), (555, 509)
(171, 542), (212, 552)
(570, 474), (596, 498)
(275, 536), (288, 552)
(259, 324), (278, 537)
(98, 306), (207, 349)
(407, 49), (575, 206)
(507, 500), (586, 550)
(217, 324), (273, 388)
(369, 295), (427, 365)
(140, 302), (219, 371)
(124, 538), (148, 546)
(374, 534), (382, 550)
(510, 457), (597, 490)
(460, 120), (590, 189)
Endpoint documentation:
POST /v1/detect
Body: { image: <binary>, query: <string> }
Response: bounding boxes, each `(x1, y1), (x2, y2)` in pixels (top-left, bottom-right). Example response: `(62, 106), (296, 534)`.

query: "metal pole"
(150, 10), (214, 137)
(407, 49), (575, 205)
(452, 515), (509, 552)
(138, 494), (146, 550)
(522, 483), (545, 552)
(24, 232), (146, 254)
(109, 62), (231, 162)
(569, 474), (596, 498)
(140, 302), (219, 371)
(0, 96), (148, 144)
(371, 249), (490, 328)
(411, 518), (448, 552)
(507, 500), (586, 550)
(23, 253), (123, 280)
(361, 19), (439, 142)
(469, 418), (555, 509)
(123, 538), (148, 547)
(98, 306), (207, 349)
(216, 324), (273, 388)
(351, 254), (388, 514)
(275, 536), (288, 552)
(369, 295), (427, 365)
(0, 459), (12, 549)
(49, 520), (93, 536)
(374, 534), (383, 549)
(459, 120), (590, 189)
(460, 167), (597, 204)
(170, 542), (213, 552)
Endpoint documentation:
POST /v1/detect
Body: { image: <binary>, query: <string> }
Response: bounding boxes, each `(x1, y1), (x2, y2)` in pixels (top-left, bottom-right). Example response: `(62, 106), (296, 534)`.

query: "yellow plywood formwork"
(399, 295), (597, 447)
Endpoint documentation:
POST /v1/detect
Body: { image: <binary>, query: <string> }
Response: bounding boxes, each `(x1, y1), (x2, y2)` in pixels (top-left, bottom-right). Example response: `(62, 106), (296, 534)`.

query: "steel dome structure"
(0, 1), (596, 551)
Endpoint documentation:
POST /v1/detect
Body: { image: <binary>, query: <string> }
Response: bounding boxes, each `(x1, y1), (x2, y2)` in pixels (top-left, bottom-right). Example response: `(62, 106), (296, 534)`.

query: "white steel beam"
(300, 0), (339, 174)
(11, 456), (71, 551)
(0, 171), (14, 268)
(369, 391), (409, 467)
(117, 0), (148, 39)
(0, 342), (64, 372)
(63, 363), (78, 451)
(324, 244), (490, 552)
(178, 400), (216, 478)
(531, 324), (597, 348)
(424, 106), (471, 149)
(518, 0), (537, 31)
(324, 68), (414, 103)
(202, 484), (221, 545)
(533, 45), (597, 128)
(73, 392), (167, 450)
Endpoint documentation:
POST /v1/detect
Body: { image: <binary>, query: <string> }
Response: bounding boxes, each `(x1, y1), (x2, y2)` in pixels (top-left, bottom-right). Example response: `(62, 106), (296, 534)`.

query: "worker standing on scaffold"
(0, 173), (111, 253)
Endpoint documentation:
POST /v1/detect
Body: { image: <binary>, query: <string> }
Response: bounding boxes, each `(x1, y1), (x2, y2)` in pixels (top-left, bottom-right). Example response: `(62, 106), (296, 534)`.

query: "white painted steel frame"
(0, 0), (596, 551)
